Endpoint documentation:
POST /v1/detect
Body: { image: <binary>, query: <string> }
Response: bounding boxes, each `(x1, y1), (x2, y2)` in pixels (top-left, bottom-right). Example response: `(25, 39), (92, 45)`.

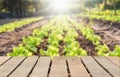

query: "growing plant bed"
(0, 18), (49, 56)
(4, 16), (120, 57)
(73, 16), (120, 49)
(0, 17), (43, 34)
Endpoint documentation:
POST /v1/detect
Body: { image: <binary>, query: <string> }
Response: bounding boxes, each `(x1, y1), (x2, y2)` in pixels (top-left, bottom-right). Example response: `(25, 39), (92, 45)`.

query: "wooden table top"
(0, 56), (119, 77)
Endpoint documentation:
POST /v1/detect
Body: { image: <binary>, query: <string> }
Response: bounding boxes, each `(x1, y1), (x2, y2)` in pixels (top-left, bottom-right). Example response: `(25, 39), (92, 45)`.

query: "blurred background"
(0, 0), (120, 18)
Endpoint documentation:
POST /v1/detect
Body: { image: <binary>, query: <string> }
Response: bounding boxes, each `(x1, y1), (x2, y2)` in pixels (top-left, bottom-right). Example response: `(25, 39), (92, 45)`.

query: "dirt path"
(0, 18), (49, 56)
(73, 16), (120, 51)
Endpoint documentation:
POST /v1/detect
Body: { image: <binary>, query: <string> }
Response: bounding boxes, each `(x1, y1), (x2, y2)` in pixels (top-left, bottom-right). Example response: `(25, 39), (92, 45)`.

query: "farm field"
(73, 16), (120, 49)
(0, 17), (43, 33)
(0, 0), (120, 58)
(77, 13), (120, 22)
(0, 17), (48, 55)
(0, 1), (120, 77)
(0, 15), (119, 57)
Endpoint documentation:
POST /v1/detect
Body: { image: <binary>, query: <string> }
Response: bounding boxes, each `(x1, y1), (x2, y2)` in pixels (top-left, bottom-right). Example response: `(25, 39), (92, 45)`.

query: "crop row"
(7, 16), (87, 57)
(69, 17), (120, 57)
(77, 14), (120, 22)
(0, 17), (43, 34)
(7, 16), (120, 57)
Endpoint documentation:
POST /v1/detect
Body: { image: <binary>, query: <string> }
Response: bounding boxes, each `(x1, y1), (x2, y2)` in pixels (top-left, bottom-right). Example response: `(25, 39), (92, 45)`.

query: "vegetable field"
(0, 15), (119, 57)
(0, 1), (120, 77)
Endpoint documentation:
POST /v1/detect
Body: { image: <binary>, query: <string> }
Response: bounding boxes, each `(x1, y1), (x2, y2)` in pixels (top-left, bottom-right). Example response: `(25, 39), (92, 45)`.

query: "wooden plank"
(106, 56), (120, 67)
(67, 57), (90, 77)
(0, 56), (10, 66)
(30, 57), (51, 77)
(0, 57), (25, 77)
(49, 57), (68, 77)
(81, 56), (111, 77)
(94, 57), (120, 77)
(9, 57), (38, 77)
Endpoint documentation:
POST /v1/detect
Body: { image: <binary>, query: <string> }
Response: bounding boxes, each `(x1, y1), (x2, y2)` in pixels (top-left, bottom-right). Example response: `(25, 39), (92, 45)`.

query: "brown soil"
(73, 16), (120, 51)
(0, 18), (49, 56)
(76, 29), (97, 56)
(58, 30), (67, 56)
(36, 24), (66, 56)
(68, 20), (97, 56)
(36, 36), (49, 56)
(1, 16), (120, 56)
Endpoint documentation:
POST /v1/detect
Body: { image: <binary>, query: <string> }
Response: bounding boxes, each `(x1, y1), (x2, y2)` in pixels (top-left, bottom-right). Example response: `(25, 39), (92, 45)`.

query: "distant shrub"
(104, 10), (110, 15)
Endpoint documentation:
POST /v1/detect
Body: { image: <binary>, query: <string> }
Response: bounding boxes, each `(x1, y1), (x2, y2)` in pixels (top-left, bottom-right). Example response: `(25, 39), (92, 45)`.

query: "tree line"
(0, 0), (42, 17)
(84, 0), (120, 15)
(0, 0), (120, 17)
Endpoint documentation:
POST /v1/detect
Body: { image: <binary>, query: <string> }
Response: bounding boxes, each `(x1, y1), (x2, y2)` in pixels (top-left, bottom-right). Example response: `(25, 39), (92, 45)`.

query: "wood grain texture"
(49, 57), (68, 77)
(0, 57), (25, 77)
(0, 56), (119, 77)
(106, 56), (120, 67)
(67, 57), (90, 77)
(0, 57), (10, 65)
(81, 56), (111, 77)
(30, 57), (51, 77)
(94, 56), (120, 77)
(9, 57), (38, 77)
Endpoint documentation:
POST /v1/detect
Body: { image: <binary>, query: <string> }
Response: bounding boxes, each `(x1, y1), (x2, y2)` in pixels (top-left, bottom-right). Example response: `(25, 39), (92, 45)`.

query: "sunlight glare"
(51, 0), (70, 13)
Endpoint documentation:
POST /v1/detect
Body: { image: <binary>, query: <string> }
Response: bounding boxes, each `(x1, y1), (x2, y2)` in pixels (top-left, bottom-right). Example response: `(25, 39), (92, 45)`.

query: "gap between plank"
(80, 57), (92, 77)
(47, 60), (52, 77)
(0, 57), (12, 66)
(66, 60), (71, 77)
(27, 57), (40, 77)
(92, 57), (113, 77)
(7, 57), (27, 77)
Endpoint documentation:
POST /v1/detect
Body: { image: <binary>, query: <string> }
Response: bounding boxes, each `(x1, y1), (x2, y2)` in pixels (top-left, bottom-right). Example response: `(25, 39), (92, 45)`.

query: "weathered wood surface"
(0, 56), (119, 77)
(106, 56), (120, 67)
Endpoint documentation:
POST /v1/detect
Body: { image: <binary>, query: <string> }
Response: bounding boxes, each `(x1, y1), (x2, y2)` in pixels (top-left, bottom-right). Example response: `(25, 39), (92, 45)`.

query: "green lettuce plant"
(96, 44), (110, 56)
(110, 45), (120, 57)
(23, 36), (42, 46)
(0, 17), (42, 33)
(7, 44), (33, 56)
(63, 41), (87, 56)
(40, 45), (59, 58)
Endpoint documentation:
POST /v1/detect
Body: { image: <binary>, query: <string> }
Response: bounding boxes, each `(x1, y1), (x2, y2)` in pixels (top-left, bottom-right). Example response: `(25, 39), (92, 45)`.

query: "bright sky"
(50, 0), (72, 13)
